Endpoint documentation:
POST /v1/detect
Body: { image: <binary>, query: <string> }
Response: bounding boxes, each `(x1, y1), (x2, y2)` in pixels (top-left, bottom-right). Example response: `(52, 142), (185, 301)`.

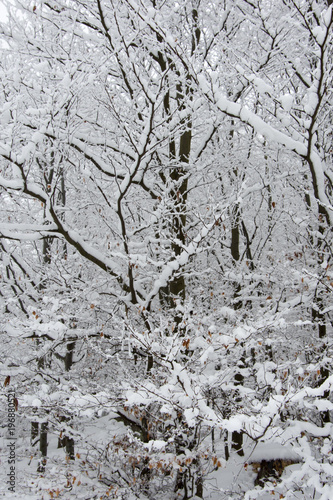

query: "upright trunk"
(64, 341), (75, 372)
(37, 421), (48, 472)
(57, 415), (75, 460)
(168, 118), (191, 326)
(31, 421), (39, 446)
(231, 203), (242, 310)
(306, 162), (330, 424)
(65, 437), (75, 460)
(230, 197), (244, 454)
(157, 74), (192, 328)
(231, 359), (245, 457)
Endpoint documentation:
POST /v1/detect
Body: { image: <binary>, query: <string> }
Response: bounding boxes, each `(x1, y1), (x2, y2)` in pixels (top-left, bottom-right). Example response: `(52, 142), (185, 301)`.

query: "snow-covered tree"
(1, 1), (333, 498)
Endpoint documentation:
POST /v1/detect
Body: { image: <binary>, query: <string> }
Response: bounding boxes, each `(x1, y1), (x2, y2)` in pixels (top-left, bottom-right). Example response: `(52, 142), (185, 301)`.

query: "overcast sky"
(0, 2), (8, 22)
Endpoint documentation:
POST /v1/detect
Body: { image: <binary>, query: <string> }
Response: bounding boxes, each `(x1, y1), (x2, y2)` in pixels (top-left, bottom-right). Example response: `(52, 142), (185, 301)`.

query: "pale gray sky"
(0, 1), (8, 23)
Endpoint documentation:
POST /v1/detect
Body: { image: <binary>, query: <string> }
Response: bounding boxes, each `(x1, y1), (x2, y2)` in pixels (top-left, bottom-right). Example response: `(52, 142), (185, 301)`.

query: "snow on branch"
(144, 211), (223, 310)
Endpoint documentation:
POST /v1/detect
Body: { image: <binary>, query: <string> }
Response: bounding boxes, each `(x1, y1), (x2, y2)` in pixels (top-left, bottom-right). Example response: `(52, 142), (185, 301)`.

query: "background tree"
(1, 1), (333, 499)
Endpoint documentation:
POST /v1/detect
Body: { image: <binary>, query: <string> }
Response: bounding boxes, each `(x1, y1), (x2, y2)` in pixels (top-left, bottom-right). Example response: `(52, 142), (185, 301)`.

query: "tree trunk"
(64, 341), (75, 371)
(31, 421), (39, 446)
(37, 421), (48, 472)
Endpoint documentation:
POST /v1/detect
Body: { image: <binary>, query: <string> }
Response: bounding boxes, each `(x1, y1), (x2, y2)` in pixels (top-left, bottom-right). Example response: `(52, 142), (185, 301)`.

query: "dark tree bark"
(64, 341), (75, 372)
(31, 421), (39, 446)
(37, 421), (48, 472)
